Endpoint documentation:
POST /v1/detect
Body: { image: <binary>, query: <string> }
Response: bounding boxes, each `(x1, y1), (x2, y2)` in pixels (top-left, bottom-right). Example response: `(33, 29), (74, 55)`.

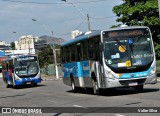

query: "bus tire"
(13, 85), (17, 89)
(6, 84), (9, 88)
(134, 85), (144, 92)
(6, 83), (11, 88)
(33, 83), (37, 87)
(71, 78), (76, 92)
(91, 78), (99, 95)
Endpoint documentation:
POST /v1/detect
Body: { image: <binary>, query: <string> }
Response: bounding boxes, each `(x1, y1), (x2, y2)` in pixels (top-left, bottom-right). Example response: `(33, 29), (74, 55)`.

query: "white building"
(15, 35), (38, 50)
(0, 41), (5, 45)
(14, 35), (38, 55)
(71, 30), (82, 39)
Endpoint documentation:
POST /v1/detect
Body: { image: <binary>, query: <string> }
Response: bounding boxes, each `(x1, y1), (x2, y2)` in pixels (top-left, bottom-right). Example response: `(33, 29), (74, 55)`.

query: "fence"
(40, 64), (62, 76)
(157, 60), (160, 76)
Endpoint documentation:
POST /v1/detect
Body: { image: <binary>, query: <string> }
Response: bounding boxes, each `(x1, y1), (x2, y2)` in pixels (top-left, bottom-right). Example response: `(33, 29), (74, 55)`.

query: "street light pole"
(12, 31), (17, 56)
(32, 19), (59, 79)
(51, 31), (59, 79)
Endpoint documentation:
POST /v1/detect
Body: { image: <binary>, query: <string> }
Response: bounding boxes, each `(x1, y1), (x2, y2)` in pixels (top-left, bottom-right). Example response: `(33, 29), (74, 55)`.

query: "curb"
(42, 78), (62, 81)
(42, 77), (160, 82)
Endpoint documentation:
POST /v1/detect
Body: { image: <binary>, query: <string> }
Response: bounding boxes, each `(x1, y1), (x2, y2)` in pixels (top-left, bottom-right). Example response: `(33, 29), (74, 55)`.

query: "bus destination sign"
(16, 56), (35, 61)
(108, 29), (145, 38)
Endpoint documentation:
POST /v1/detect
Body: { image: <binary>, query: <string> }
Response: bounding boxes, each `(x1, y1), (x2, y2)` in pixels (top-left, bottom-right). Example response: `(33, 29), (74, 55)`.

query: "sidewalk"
(41, 74), (62, 81)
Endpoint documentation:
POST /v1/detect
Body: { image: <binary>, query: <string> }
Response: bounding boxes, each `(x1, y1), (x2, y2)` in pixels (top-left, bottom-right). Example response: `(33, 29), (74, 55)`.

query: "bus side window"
(2, 61), (6, 71)
(9, 60), (14, 73)
(61, 47), (65, 63)
(76, 43), (82, 61)
(88, 40), (94, 59)
(82, 41), (88, 60)
(95, 36), (101, 61)
(6, 63), (9, 71)
(71, 45), (76, 61)
(66, 46), (71, 62)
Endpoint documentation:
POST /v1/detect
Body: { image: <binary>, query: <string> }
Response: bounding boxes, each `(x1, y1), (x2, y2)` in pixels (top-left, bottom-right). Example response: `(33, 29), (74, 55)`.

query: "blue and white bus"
(2, 55), (41, 88)
(61, 26), (157, 94)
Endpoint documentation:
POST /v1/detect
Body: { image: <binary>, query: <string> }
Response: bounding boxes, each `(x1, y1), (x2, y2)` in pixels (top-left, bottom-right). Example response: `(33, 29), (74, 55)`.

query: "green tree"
(38, 44), (61, 67)
(38, 46), (53, 67)
(10, 42), (15, 50)
(112, 0), (160, 58)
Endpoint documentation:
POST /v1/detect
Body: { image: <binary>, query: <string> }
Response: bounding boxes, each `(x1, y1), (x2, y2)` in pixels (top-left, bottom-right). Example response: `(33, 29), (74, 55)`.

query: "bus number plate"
(26, 82), (31, 84)
(129, 82), (137, 86)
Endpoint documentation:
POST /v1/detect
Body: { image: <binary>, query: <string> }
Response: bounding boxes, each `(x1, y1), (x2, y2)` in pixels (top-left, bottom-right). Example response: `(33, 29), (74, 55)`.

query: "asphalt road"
(0, 78), (160, 116)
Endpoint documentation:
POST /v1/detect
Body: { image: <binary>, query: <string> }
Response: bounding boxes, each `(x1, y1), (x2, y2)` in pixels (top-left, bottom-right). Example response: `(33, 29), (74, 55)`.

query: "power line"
(74, 17), (87, 30)
(90, 15), (116, 19)
(1, 0), (110, 5)
(62, 0), (110, 4)
(1, 0), (62, 4)
(2, 0), (116, 20)
(55, 17), (87, 36)
(55, 14), (115, 37)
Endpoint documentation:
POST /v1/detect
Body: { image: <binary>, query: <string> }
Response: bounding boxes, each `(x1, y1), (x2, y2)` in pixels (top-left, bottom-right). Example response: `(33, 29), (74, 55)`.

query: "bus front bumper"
(105, 74), (157, 88)
(15, 77), (42, 86)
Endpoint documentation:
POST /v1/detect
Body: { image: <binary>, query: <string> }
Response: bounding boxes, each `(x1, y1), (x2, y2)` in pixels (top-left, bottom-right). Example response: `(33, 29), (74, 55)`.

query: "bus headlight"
(150, 67), (156, 75)
(35, 74), (41, 79)
(107, 72), (115, 79)
(15, 75), (22, 81)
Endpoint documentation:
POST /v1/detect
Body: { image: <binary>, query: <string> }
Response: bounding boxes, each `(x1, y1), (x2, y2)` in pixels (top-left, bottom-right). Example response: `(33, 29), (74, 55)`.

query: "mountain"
(38, 35), (66, 45)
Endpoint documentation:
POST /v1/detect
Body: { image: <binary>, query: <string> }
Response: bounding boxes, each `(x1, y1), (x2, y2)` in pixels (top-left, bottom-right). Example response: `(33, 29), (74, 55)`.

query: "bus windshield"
(103, 28), (154, 73)
(14, 60), (39, 77)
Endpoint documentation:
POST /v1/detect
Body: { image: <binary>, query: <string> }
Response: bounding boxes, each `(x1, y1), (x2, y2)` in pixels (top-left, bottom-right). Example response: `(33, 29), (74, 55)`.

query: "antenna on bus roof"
(120, 24), (128, 28)
(84, 30), (98, 35)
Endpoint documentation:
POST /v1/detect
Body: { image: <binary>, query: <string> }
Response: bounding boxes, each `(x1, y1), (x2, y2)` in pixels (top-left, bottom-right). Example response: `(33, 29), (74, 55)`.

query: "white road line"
(48, 100), (56, 103)
(115, 114), (126, 116)
(73, 105), (84, 108)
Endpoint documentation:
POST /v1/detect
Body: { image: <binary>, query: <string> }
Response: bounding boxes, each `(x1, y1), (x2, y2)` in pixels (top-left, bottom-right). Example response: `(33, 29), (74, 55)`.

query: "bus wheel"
(71, 78), (76, 92)
(32, 83), (37, 87)
(92, 78), (98, 95)
(13, 85), (17, 89)
(133, 85), (144, 92)
(6, 81), (11, 88)
(13, 83), (17, 89)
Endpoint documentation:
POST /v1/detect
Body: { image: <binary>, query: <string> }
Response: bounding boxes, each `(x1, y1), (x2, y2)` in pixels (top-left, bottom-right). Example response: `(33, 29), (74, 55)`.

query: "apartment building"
(15, 35), (38, 50)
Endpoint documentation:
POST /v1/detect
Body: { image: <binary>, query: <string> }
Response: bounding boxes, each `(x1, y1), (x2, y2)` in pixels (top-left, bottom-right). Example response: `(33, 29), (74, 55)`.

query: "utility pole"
(32, 19), (59, 79)
(158, 0), (160, 18)
(87, 14), (91, 31)
(51, 31), (59, 79)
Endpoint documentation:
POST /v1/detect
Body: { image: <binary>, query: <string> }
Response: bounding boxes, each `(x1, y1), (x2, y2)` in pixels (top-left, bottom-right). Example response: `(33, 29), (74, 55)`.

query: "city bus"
(61, 26), (157, 94)
(2, 55), (41, 88)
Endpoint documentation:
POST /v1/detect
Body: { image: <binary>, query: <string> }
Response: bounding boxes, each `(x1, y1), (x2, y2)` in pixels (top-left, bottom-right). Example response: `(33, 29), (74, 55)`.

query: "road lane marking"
(48, 100), (56, 103)
(115, 114), (126, 116)
(73, 105), (84, 108)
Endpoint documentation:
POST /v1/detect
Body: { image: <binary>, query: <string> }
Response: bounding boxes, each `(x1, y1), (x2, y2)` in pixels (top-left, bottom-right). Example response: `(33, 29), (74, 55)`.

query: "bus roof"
(103, 26), (149, 32)
(61, 30), (101, 47)
(61, 26), (149, 47)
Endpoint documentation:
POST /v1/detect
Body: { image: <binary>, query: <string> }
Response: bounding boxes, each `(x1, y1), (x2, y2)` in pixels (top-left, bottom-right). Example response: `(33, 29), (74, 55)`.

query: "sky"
(0, 0), (123, 44)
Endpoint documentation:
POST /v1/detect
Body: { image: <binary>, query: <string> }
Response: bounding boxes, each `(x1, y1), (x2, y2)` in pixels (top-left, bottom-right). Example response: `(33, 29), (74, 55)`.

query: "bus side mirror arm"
(99, 43), (103, 52)
(99, 43), (103, 64)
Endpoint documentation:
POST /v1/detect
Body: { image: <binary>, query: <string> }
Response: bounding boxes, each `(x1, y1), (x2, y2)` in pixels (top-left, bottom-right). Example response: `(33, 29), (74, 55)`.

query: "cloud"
(0, 0), (123, 43)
